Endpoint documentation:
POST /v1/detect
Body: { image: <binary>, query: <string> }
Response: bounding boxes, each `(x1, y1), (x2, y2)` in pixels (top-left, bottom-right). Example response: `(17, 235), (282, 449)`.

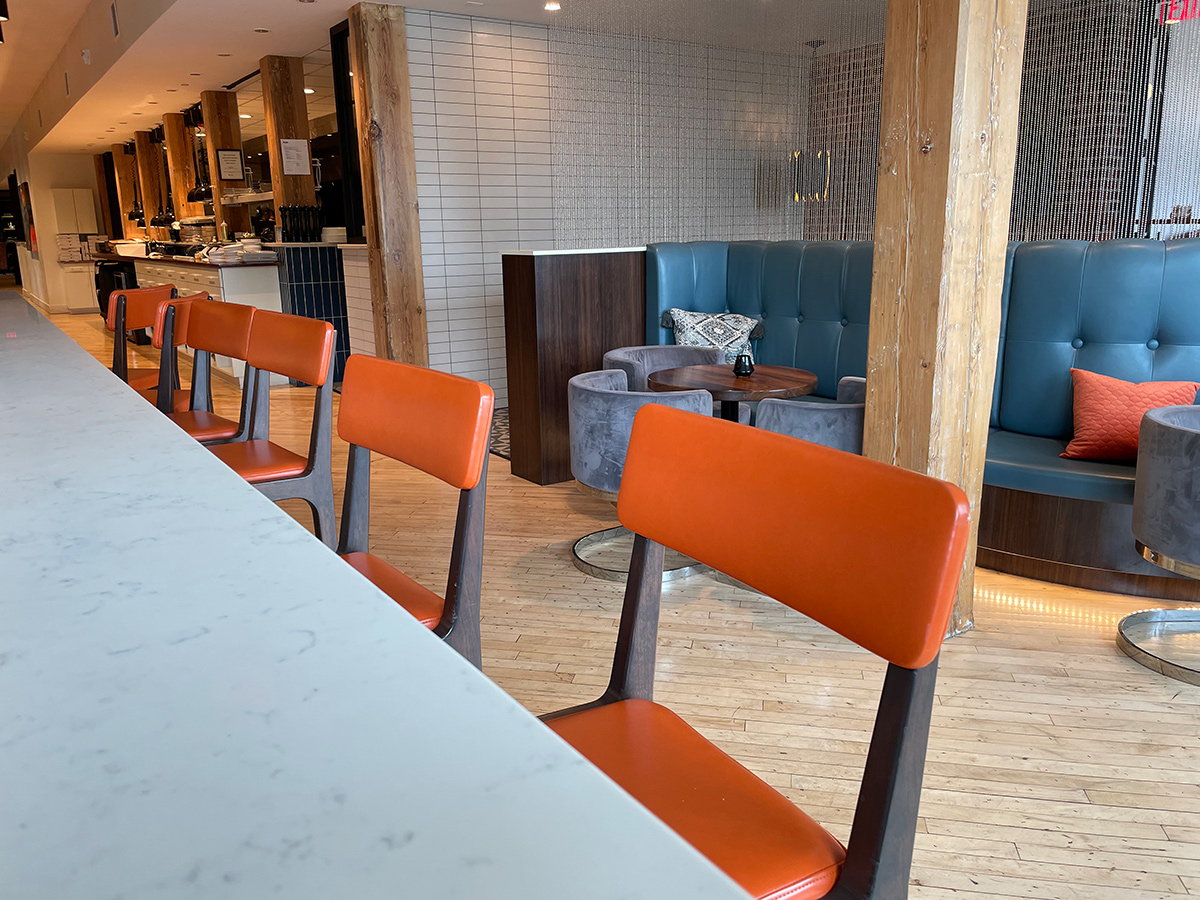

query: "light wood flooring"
(48, 302), (1200, 900)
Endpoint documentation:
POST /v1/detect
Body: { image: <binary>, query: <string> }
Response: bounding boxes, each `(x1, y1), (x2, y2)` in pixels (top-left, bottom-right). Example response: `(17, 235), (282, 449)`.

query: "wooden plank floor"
(49, 303), (1200, 899)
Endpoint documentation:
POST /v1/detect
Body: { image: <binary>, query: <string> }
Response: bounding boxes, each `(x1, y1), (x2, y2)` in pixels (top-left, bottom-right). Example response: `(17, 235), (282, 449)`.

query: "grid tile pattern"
(406, 9), (556, 406)
(547, 31), (807, 247)
(276, 245), (351, 385)
(340, 246), (376, 358)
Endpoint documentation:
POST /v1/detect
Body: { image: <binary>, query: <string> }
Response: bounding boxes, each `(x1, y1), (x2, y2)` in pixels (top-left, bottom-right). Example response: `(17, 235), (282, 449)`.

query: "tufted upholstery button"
(1071, 338), (1084, 349)
(1148, 339), (1160, 350)
(840, 318), (849, 326)
(797, 315), (804, 324)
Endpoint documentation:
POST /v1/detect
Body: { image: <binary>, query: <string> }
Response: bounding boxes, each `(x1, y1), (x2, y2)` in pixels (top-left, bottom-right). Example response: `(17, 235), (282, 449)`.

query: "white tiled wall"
(406, 9), (556, 407)
(341, 246), (376, 358)
(405, 10), (810, 406)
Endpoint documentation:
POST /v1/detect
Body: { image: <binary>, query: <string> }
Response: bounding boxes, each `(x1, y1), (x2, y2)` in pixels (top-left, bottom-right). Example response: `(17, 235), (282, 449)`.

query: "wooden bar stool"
(335, 355), (495, 667)
(542, 405), (971, 900)
(139, 292), (208, 414)
(105, 284), (177, 390)
(163, 298), (256, 445)
(209, 309), (337, 546)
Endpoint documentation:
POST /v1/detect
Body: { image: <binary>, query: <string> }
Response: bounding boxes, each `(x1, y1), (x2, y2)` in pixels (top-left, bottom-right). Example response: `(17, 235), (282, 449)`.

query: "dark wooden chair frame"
(154, 303), (255, 445)
(541, 534), (940, 900)
(110, 288), (179, 386)
(335, 439), (490, 668)
(236, 340), (337, 548)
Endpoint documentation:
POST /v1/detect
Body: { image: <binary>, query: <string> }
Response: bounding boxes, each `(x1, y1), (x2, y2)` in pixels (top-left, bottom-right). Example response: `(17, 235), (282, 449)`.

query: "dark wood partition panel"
(502, 250), (646, 485)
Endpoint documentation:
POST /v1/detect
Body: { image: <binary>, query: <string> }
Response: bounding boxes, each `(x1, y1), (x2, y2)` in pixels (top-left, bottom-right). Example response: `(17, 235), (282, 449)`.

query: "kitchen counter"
(91, 251), (279, 269)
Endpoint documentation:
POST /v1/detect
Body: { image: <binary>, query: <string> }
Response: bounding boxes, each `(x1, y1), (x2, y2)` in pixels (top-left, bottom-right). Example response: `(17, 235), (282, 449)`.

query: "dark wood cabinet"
(502, 250), (647, 485)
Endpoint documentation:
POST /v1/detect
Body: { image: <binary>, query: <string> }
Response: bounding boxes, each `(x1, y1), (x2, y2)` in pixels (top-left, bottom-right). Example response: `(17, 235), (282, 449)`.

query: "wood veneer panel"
(503, 250), (646, 485)
(863, 0), (1029, 633)
(977, 485), (1200, 601)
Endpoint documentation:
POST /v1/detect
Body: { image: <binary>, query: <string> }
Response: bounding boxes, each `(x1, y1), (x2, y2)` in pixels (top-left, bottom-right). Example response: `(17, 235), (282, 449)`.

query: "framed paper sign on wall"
(216, 149), (245, 182)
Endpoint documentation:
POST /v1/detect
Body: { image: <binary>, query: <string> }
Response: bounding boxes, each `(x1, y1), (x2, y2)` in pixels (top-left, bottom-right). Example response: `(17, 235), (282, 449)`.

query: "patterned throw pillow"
(665, 308), (762, 363)
(1061, 368), (1200, 460)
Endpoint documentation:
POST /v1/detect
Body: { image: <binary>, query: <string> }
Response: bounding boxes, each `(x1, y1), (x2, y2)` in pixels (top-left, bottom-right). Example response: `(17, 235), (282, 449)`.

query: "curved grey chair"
(568, 369), (712, 580)
(756, 376), (866, 454)
(1121, 405), (1200, 684)
(603, 345), (750, 424)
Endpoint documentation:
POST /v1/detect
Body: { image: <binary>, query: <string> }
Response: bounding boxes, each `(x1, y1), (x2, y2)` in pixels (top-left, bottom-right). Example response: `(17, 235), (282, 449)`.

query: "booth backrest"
(648, 238), (1200, 428)
(999, 239), (1200, 439)
(647, 240), (873, 398)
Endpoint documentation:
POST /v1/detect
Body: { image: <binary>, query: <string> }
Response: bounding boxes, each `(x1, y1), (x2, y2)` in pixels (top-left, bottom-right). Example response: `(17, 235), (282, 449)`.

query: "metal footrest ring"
(571, 525), (709, 583)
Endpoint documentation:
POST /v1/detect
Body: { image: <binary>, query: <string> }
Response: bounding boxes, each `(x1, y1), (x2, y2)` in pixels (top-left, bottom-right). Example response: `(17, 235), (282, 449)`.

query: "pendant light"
(0, 0), (9, 21)
(0, 23), (5, 43)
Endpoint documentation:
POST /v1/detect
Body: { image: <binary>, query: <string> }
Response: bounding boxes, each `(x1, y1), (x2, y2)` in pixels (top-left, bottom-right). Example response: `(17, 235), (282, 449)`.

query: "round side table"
(648, 364), (818, 421)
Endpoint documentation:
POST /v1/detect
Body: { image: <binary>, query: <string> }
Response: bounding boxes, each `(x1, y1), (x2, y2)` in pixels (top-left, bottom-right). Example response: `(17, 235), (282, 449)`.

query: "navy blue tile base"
(276, 245), (351, 385)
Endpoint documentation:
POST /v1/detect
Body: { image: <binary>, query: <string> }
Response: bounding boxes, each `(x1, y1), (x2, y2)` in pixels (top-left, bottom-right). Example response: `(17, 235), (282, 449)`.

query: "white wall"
(405, 9), (810, 406)
(22, 153), (100, 313)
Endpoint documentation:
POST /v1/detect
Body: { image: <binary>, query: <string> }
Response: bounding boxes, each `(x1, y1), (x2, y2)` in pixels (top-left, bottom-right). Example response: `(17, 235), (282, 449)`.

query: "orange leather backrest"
(187, 299), (255, 360)
(617, 406), (971, 670)
(150, 292), (208, 349)
(246, 309), (335, 385)
(338, 354), (495, 490)
(105, 285), (176, 332)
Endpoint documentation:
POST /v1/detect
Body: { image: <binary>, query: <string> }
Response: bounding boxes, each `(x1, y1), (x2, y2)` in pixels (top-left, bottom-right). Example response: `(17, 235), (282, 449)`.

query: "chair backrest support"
(562, 404), (971, 900)
(184, 299), (257, 420)
(153, 294), (208, 413)
(108, 285), (177, 381)
(335, 355), (495, 668)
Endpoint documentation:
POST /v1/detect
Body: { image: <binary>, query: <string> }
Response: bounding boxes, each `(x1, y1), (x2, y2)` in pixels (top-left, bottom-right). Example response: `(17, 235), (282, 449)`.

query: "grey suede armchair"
(603, 345), (750, 424)
(756, 376), (866, 454)
(568, 368), (711, 580)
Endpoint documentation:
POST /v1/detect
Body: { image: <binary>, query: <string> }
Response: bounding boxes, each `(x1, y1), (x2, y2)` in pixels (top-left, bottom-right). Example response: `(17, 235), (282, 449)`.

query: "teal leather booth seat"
(647, 238), (1200, 505)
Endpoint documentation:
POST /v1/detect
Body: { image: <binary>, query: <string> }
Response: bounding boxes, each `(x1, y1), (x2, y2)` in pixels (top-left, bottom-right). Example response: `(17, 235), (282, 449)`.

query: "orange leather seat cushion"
(548, 699), (845, 900)
(169, 410), (240, 442)
(136, 387), (190, 413)
(209, 440), (308, 483)
(1062, 368), (1200, 460)
(341, 551), (444, 628)
(126, 369), (160, 391)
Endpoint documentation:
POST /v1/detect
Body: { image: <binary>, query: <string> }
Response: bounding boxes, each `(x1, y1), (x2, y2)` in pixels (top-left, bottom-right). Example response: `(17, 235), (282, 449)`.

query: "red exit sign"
(1161, 0), (1199, 23)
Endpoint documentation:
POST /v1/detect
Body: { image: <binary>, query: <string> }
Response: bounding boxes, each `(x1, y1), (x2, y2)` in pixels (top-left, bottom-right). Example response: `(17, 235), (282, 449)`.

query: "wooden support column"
(348, 2), (428, 365)
(200, 90), (251, 240)
(863, 0), (1029, 634)
(163, 112), (206, 220)
(111, 143), (144, 240)
(93, 154), (116, 239)
(260, 55), (318, 208)
(134, 131), (168, 241)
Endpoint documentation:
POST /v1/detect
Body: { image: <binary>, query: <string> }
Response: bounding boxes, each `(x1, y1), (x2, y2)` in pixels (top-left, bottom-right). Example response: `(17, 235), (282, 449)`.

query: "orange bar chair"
(335, 355), (495, 667)
(209, 309), (337, 546)
(140, 292), (208, 414)
(542, 405), (970, 900)
(106, 284), (177, 390)
(162, 298), (257, 445)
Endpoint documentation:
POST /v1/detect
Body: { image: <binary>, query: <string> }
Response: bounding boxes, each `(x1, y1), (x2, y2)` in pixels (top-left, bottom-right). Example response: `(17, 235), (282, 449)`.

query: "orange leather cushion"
(126, 369), (160, 391)
(338, 355), (495, 490)
(188, 299), (255, 360)
(106, 285), (176, 332)
(548, 700), (845, 900)
(209, 440), (307, 483)
(618, 406), (970, 670)
(150, 293), (207, 349)
(247, 309), (334, 386)
(1062, 368), (1200, 460)
(341, 552), (445, 628)
(136, 387), (191, 413)
(169, 410), (240, 442)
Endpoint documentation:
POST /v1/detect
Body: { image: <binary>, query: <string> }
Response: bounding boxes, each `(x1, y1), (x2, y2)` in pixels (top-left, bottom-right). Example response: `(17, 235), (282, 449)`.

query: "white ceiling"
(0, 0), (94, 142)
(35, 0), (886, 155)
(37, 0), (347, 153)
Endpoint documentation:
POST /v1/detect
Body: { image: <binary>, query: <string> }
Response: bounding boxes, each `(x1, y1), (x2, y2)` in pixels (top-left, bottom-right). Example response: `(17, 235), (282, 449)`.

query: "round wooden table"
(647, 364), (818, 421)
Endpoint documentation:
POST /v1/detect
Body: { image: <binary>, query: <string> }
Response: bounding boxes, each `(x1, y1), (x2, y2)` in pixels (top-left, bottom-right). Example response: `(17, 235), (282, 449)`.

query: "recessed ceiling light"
(544, 1), (560, 9)
(466, 1), (484, 5)
(167, 88), (177, 92)
(303, 88), (315, 94)
(240, 114), (252, 119)
(133, 112), (142, 115)
(253, 27), (269, 33)
(218, 53), (231, 57)
(148, 101), (157, 105)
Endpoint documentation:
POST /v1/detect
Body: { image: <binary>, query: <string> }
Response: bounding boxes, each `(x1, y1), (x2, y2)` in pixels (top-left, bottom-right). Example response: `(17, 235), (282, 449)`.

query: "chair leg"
(571, 525), (709, 583)
(308, 481), (337, 549)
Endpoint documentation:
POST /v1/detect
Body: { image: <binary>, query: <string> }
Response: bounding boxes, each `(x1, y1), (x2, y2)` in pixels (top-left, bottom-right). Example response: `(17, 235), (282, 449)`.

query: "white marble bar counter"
(0, 293), (749, 900)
